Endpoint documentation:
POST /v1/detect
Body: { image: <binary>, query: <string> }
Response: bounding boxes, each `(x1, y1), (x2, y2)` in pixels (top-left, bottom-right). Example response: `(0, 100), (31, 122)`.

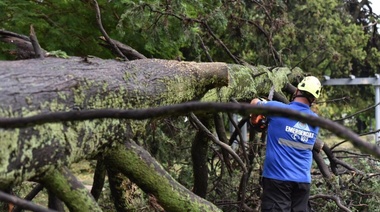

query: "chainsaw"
(250, 86), (275, 132)
(250, 98), (268, 132)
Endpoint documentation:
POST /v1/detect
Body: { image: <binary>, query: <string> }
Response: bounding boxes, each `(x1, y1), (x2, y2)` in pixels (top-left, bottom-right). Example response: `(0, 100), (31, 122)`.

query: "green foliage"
(143, 117), (193, 163)
(46, 50), (70, 58)
(1, 0), (380, 210)
(311, 151), (380, 211)
(0, 0), (114, 57)
(1, 0), (378, 77)
(142, 117), (195, 189)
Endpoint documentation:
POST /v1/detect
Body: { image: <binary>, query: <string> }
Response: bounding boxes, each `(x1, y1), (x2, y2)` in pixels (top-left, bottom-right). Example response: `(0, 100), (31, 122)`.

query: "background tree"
(1, 0), (380, 211)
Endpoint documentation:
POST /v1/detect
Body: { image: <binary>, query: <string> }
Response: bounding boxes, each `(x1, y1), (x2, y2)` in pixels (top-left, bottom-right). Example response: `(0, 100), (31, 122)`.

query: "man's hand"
(250, 97), (267, 105)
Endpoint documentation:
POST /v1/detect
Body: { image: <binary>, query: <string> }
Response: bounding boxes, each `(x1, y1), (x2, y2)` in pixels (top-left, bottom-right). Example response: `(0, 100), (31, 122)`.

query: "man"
(250, 76), (322, 212)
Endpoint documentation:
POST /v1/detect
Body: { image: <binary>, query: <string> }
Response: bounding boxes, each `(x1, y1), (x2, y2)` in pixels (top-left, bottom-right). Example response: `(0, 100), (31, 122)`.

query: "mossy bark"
(41, 166), (102, 212)
(105, 141), (222, 212)
(107, 169), (131, 212)
(0, 57), (302, 210)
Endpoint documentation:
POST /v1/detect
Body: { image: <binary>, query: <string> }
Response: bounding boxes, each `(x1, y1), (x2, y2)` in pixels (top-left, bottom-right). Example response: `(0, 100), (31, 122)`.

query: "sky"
(371, 0), (380, 30)
(372, 1), (380, 14)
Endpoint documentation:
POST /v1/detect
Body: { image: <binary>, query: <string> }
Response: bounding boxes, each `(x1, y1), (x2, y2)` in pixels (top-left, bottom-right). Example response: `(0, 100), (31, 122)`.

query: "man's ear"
(310, 98), (316, 104)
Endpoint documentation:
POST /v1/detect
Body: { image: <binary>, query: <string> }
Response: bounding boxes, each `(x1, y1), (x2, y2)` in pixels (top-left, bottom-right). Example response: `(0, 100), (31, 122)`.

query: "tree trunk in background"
(192, 117), (211, 198)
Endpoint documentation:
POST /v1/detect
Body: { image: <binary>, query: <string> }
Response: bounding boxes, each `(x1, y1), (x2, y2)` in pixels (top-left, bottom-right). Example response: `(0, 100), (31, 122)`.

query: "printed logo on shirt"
(285, 122), (314, 143)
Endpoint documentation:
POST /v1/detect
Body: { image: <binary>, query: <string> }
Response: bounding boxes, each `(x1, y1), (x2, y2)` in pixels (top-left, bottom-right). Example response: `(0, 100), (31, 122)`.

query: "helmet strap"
(293, 89), (314, 106)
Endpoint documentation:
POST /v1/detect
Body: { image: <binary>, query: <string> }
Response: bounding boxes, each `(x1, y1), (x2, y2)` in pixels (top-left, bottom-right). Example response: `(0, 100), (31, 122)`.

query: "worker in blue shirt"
(250, 76), (322, 212)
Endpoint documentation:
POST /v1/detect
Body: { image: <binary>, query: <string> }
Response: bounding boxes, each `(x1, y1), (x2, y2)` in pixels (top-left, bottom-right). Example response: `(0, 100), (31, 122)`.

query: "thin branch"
(358, 128), (380, 137)
(202, 22), (241, 64)
(309, 194), (351, 212)
(291, 47), (321, 71)
(189, 112), (247, 173)
(12, 183), (44, 212)
(228, 116), (250, 146)
(333, 150), (371, 157)
(363, 172), (380, 181)
(29, 25), (44, 59)
(362, 20), (378, 29)
(213, 113), (233, 175)
(334, 101), (380, 122)
(0, 29), (43, 59)
(98, 36), (146, 60)
(106, 169), (132, 211)
(0, 190), (56, 212)
(1, 102), (380, 158)
(197, 34), (213, 62)
(92, 0), (128, 60)
(47, 190), (64, 211)
(332, 157), (364, 175)
(231, 16), (268, 38)
(141, 4), (241, 64)
(330, 129), (380, 150)
(0, 29), (30, 41)
(317, 96), (350, 104)
(323, 143), (339, 175)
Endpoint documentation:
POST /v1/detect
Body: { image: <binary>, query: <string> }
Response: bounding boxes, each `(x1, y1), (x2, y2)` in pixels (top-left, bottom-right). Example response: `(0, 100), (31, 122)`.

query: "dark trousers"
(261, 177), (311, 212)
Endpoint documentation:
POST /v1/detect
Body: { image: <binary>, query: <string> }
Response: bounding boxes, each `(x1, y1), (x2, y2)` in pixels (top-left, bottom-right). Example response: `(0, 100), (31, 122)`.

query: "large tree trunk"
(0, 57), (302, 211)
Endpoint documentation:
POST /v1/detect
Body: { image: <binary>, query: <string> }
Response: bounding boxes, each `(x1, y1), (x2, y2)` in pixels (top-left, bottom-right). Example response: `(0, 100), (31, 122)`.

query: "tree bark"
(0, 57), (309, 211)
(40, 166), (102, 212)
(191, 116), (211, 198)
(105, 141), (222, 211)
(91, 159), (106, 201)
(107, 169), (131, 211)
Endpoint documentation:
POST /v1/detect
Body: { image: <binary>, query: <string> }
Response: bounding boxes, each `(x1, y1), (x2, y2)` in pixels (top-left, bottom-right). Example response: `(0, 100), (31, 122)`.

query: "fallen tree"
(0, 56), (299, 211)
